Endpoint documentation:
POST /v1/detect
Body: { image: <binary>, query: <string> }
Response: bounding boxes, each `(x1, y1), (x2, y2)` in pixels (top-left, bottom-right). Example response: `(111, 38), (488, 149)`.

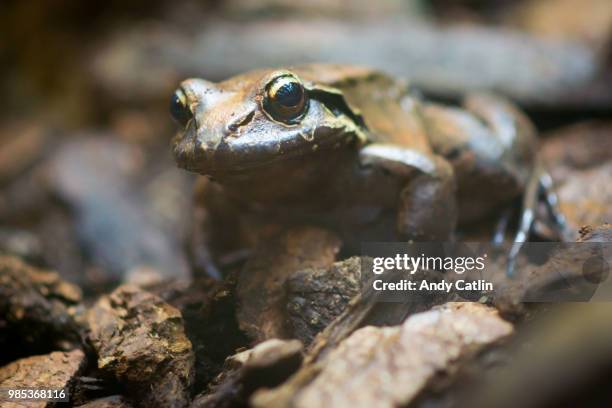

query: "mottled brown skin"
(171, 64), (537, 276)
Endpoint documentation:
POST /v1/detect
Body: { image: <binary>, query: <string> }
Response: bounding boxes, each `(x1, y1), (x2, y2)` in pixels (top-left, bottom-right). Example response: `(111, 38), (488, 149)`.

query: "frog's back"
(293, 64), (431, 152)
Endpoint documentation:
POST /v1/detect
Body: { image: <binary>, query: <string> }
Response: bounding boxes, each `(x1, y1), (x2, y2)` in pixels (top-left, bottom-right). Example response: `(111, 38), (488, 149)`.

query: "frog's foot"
(506, 180), (537, 277)
(493, 207), (514, 247)
(506, 165), (570, 277)
(539, 171), (570, 240)
(359, 144), (457, 242)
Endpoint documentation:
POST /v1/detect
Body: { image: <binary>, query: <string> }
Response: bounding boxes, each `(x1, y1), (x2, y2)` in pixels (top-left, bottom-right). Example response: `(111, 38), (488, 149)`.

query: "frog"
(169, 64), (564, 278)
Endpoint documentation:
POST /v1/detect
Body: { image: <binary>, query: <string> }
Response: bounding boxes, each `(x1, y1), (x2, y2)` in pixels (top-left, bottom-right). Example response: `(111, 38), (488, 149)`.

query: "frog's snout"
(172, 75), (311, 176)
(172, 117), (224, 175)
(170, 79), (225, 172)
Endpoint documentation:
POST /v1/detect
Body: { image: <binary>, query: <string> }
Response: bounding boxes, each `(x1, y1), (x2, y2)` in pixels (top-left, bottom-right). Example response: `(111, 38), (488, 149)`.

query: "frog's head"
(170, 69), (367, 177)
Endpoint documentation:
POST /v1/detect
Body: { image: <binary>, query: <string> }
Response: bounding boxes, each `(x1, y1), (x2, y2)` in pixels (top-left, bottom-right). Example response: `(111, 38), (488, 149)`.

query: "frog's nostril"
(227, 111), (255, 134)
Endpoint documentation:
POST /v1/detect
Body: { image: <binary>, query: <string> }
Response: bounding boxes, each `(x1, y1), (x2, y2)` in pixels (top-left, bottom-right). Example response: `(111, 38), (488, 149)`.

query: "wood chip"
(87, 285), (194, 408)
(252, 303), (512, 408)
(0, 349), (85, 408)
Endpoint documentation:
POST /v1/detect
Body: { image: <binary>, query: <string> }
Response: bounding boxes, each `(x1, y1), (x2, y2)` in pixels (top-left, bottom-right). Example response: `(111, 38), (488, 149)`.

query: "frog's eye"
(170, 89), (193, 126)
(264, 75), (308, 125)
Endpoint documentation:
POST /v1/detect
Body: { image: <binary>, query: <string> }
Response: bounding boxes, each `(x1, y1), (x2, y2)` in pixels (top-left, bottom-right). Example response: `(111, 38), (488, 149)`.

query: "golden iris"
(264, 75), (308, 124)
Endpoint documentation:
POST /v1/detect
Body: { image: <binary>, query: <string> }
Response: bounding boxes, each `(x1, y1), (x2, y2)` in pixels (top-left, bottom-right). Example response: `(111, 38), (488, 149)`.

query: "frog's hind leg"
(454, 95), (569, 262)
(422, 93), (537, 225)
(422, 93), (565, 276)
(458, 94), (566, 238)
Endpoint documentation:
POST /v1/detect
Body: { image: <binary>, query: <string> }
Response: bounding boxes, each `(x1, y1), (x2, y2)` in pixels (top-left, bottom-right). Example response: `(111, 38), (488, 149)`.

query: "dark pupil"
(170, 93), (192, 125)
(275, 82), (303, 107)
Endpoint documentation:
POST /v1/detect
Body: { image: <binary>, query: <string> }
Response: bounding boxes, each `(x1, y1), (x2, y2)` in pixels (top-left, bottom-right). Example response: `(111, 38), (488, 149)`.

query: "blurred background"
(1, 0), (611, 295)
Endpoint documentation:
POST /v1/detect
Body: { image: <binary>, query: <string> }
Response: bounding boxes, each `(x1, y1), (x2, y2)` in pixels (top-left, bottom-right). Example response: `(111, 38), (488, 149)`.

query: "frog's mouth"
(173, 122), (361, 177)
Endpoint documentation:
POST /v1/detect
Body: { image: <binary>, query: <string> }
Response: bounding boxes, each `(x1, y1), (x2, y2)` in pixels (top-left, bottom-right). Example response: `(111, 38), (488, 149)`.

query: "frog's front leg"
(358, 144), (457, 241)
(190, 177), (247, 278)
